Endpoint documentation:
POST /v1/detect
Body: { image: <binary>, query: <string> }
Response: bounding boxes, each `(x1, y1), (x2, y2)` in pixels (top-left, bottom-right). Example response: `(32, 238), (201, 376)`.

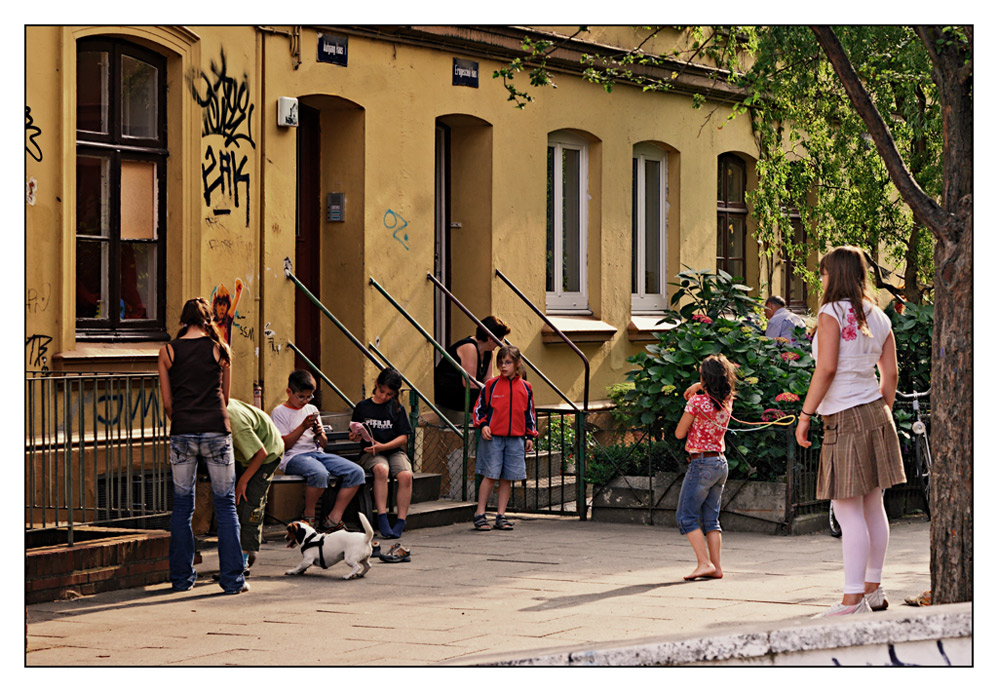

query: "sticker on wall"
(26, 177), (37, 206)
(210, 278), (244, 344)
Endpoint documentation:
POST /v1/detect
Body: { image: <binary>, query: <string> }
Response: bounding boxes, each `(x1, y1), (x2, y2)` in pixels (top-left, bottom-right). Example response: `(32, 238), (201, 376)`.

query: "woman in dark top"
(433, 315), (510, 423)
(157, 297), (246, 594)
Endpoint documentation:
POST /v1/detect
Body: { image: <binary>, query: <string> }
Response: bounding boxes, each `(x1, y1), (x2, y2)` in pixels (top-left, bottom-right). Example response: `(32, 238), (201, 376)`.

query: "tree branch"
(810, 26), (951, 240)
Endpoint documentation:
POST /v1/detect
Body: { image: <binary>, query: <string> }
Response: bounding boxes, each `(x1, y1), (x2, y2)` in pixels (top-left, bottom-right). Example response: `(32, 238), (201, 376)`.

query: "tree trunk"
(929, 201), (973, 604)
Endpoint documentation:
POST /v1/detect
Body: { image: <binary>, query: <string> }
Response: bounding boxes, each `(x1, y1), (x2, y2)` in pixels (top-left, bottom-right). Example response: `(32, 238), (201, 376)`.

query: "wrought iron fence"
(25, 371), (172, 543)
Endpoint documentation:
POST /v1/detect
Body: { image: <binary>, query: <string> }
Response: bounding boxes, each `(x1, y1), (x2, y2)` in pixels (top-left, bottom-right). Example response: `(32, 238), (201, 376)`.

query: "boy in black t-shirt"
(349, 368), (413, 539)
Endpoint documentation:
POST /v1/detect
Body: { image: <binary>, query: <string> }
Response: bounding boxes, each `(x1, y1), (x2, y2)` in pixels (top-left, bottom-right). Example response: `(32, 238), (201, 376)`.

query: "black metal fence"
(25, 371), (172, 543)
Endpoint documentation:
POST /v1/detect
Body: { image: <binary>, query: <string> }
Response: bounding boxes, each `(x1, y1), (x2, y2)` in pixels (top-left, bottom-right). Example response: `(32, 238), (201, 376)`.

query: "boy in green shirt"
(228, 398), (285, 569)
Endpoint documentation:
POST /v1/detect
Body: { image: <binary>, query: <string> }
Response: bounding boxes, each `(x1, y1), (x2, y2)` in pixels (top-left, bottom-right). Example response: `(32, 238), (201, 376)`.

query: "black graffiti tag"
(25, 106), (43, 162)
(188, 49), (256, 150)
(26, 334), (52, 371)
(202, 145), (251, 227)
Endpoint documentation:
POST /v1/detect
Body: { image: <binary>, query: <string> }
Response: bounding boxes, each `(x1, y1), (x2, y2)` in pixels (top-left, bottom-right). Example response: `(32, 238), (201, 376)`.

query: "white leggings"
(831, 489), (890, 594)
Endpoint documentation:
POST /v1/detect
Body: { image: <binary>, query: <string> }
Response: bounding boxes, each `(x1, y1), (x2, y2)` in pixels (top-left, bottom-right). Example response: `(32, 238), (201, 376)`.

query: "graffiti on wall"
(384, 209), (410, 250)
(188, 49), (256, 227)
(26, 106), (43, 162)
(210, 278), (244, 345)
(26, 283), (51, 314)
(26, 334), (52, 372)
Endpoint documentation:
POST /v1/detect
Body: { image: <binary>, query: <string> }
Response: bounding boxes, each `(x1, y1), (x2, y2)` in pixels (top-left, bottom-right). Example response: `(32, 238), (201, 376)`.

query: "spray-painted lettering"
(26, 283), (52, 313)
(26, 106), (43, 162)
(26, 334), (52, 371)
(202, 145), (251, 227)
(188, 49), (255, 227)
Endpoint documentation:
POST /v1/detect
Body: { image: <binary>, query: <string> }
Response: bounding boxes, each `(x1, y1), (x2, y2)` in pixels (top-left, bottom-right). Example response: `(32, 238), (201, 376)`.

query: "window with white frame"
(631, 143), (669, 312)
(546, 131), (588, 311)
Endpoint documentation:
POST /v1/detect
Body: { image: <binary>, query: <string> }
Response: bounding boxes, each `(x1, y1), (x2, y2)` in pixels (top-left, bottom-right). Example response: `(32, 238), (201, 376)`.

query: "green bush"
(886, 301), (933, 393)
(584, 440), (682, 487)
(613, 269), (815, 481)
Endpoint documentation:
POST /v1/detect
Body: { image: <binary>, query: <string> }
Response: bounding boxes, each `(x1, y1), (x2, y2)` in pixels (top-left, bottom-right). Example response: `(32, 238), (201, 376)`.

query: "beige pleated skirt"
(816, 398), (906, 500)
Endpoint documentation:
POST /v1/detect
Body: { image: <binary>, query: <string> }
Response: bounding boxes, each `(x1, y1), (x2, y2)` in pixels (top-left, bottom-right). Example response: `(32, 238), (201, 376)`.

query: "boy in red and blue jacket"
(470, 345), (538, 531)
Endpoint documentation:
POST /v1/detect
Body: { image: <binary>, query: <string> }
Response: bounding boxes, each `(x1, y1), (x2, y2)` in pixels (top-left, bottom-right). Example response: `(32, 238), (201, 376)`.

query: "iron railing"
(25, 371), (172, 545)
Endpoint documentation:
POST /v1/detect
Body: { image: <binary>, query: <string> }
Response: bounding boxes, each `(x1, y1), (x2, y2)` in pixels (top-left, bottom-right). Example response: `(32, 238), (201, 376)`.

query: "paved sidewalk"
(26, 514), (934, 666)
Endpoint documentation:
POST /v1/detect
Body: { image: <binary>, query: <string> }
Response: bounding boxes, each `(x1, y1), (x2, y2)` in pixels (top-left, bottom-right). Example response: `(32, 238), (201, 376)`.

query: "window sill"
(541, 315), (617, 344)
(628, 314), (679, 342)
(53, 341), (165, 373)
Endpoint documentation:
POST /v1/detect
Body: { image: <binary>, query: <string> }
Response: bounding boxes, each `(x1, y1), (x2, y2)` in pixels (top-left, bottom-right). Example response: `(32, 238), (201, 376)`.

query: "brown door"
(295, 104), (322, 404)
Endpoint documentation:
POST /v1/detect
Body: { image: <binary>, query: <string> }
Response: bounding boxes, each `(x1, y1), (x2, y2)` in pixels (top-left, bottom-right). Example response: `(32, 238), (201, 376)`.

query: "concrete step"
(401, 498), (478, 531)
(480, 476), (580, 512)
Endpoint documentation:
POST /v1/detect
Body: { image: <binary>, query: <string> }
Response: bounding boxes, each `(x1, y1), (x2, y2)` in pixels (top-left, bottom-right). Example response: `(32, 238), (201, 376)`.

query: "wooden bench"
(266, 434), (399, 528)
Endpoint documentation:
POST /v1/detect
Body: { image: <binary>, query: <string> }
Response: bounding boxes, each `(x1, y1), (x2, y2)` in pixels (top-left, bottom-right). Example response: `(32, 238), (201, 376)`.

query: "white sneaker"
(811, 599), (872, 618)
(863, 587), (888, 611)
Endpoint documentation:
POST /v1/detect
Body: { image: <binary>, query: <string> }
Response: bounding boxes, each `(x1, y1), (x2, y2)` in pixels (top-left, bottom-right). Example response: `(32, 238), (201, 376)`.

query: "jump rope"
(689, 390), (799, 434)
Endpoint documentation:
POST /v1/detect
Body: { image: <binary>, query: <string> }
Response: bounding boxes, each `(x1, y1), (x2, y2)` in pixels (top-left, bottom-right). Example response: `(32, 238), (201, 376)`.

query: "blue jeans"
(284, 451), (365, 488)
(676, 456), (729, 535)
(169, 433), (244, 593)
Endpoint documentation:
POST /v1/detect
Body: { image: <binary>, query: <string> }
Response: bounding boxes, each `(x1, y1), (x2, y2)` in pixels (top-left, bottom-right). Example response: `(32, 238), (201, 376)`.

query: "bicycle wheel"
(829, 503), (842, 538)
(915, 434), (932, 519)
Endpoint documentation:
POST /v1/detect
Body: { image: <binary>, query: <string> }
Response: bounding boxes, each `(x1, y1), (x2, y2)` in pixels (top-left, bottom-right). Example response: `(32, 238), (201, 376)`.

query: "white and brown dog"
(284, 513), (375, 579)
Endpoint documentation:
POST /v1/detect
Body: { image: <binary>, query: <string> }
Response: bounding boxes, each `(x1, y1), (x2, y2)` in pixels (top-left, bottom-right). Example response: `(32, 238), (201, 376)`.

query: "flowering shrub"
(608, 269), (815, 481)
(691, 314), (713, 324)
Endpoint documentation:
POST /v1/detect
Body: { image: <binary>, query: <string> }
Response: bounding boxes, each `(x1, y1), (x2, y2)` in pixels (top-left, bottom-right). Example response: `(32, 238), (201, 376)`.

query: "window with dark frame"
(75, 38), (168, 340)
(716, 154), (747, 279)
(783, 215), (809, 312)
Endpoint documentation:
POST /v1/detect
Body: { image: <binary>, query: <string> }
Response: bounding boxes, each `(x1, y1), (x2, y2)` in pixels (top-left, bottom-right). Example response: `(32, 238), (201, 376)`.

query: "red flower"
(775, 392), (799, 403)
(780, 351), (801, 361)
(691, 314), (713, 325)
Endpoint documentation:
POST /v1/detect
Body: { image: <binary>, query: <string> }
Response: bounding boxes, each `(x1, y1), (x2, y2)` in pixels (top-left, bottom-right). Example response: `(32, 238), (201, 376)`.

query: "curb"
(452, 602), (971, 666)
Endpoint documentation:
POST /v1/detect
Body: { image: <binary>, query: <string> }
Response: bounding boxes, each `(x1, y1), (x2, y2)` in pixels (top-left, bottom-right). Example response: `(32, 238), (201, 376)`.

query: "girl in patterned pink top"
(674, 354), (736, 581)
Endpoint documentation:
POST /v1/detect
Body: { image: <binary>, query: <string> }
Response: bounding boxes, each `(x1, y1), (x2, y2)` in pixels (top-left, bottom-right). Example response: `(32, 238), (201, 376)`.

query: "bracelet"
(800, 410), (814, 418)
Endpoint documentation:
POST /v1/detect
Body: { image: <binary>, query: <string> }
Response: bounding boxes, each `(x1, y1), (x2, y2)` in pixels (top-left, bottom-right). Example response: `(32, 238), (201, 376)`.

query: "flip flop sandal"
(494, 515), (514, 530)
(378, 543), (411, 563)
(473, 514), (491, 531)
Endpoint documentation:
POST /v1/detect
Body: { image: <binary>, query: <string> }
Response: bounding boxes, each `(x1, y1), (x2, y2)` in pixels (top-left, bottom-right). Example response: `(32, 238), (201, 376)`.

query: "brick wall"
(26, 528), (171, 604)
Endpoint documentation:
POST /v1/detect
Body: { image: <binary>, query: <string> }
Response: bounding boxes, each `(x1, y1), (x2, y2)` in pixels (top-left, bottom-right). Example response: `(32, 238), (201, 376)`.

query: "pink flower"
(780, 351), (800, 361)
(842, 326), (858, 341)
(762, 408), (786, 422)
(691, 314), (713, 325)
(775, 392), (800, 403)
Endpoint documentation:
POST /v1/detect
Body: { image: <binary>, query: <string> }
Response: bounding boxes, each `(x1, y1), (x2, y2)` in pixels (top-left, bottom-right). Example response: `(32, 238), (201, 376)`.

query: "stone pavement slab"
(26, 514), (938, 666)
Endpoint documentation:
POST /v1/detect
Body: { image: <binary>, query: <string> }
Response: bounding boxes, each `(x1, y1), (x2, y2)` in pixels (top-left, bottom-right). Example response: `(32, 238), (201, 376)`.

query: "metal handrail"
(367, 277), (475, 429)
(494, 269), (590, 412)
(284, 261), (385, 370)
(286, 342), (355, 409)
(427, 273), (580, 414)
(367, 343), (464, 438)
(367, 277), (475, 502)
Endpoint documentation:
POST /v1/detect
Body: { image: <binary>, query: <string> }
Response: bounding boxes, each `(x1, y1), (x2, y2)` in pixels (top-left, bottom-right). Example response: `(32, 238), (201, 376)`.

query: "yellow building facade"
(26, 25), (806, 414)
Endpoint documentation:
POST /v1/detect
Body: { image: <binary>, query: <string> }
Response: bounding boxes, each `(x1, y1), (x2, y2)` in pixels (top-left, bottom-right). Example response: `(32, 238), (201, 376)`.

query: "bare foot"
(684, 564), (719, 581)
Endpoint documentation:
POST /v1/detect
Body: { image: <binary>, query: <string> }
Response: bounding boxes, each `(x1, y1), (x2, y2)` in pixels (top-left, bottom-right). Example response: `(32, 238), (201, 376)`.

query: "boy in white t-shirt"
(271, 370), (365, 531)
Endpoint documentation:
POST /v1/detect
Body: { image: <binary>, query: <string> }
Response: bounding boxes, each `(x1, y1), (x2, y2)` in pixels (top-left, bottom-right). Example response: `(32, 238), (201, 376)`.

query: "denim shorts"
(676, 455), (729, 535)
(475, 436), (526, 481)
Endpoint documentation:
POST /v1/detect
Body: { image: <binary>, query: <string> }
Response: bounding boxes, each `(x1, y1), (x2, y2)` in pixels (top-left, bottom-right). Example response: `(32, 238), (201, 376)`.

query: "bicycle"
(828, 388), (932, 536)
(896, 388), (932, 519)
